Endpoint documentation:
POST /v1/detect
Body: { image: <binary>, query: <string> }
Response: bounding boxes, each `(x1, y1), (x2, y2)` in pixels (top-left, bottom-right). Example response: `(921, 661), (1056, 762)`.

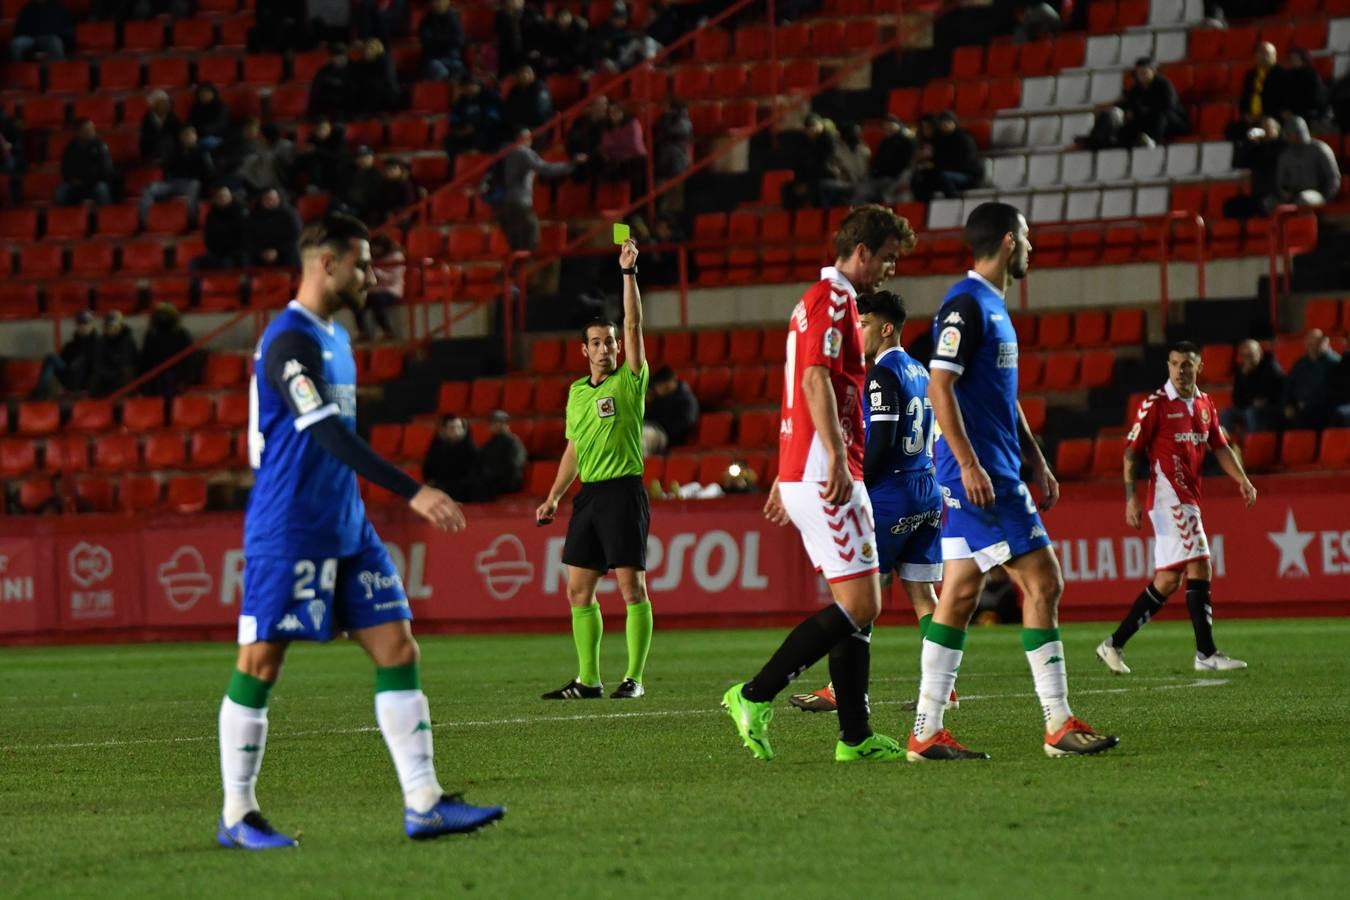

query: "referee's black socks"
(742, 604), (859, 703)
(1110, 584), (1168, 649)
(829, 625), (873, 745)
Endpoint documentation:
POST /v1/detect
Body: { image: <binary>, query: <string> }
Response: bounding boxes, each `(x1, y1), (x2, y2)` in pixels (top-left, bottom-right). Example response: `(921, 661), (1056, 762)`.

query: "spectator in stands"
(1284, 329), (1341, 429)
(446, 76), (504, 157)
(9, 0), (72, 62)
(496, 0), (536, 77)
(479, 410), (527, 497)
(1277, 48), (1330, 126)
(139, 125), (214, 227)
(567, 96), (610, 180)
(236, 119), (296, 197)
(352, 38), (400, 115)
(645, 0), (691, 47)
(423, 413), (482, 500)
(504, 65), (554, 133)
(339, 145), (383, 220)
(419, 0), (465, 81)
(193, 185), (247, 270)
(1230, 41), (1280, 142)
(33, 310), (97, 399)
(296, 117), (349, 195)
(1117, 57), (1188, 148)
(910, 111), (983, 201)
(369, 157), (420, 226)
(139, 89), (181, 163)
(1221, 339), (1285, 435)
(55, 119), (114, 207)
(654, 100), (693, 180)
(599, 103), (648, 196)
(590, 6), (646, 72)
(1010, 0), (1061, 43)
(823, 121), (871, 206)
(355, 0), (407, 43)
(495, 128), (582, 251)
(780, 114), (836, 210)
(188, 83), (231, 152)
(637, 215), (687, 286)
(361, 233), (403, 341)
(246, 188), (301, 268)
(250, 0), (314, 54)
(1332, 353), (1350, 426)
(875, 114), (917, 188)
(0, 104), (23, 199)
(1227, 117), (1284, 217)
(1269, 116), (1341, 211)
(90, 310), (138, 397)
(535, 5), (589, 75)
(309, 44), (356, 119)
(139, 302), (201, 397)
(644, 365), (699, 454)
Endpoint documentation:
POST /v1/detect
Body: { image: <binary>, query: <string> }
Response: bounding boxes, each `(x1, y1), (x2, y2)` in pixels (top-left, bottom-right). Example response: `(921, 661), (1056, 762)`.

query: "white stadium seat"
(1061, 152), (1095, 185)
(1149, 0), (1184, 25)
(1131, 145), (1166, 180)
(1086, 35), (1121, 69)
(1119, 33), (1155, 66)
(997, 191), (1031, 214)
(1022, 76), (1057, 110)
(1096, 148), (1130, 182)
(1154, 30), (1188, 64)
(1030, 191), (1066, 223)
(992, 154), (1028, 189)
(1135, 186), (1169, 217)
(1200, 141), (1236, 176)
(1027, 152), (1062, 187)
(1330, 19), (1350, 50)
(1164, 143), (1199, 178)
(1027, 115), (1062, 147)
(1183, 0), (1204, 22)
(1089, 71), (1122, 106)
(992, 116), (1028, 148)
(1337, 54), (1349, 80)
(1061, 112), (1095, 144)
(1102, 188), (1135, 218)
(1055, 73), (1090, 107)
(927, 198), (964, 230)
(1066, 189), (1101, 221)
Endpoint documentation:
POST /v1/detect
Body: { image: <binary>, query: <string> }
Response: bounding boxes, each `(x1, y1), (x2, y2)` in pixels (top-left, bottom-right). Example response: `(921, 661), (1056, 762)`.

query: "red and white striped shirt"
(1126, 380), (1228, 506)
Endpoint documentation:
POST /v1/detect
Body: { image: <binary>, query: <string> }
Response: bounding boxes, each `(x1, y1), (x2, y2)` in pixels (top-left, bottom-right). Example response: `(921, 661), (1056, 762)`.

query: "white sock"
(913, 639), (962, 740)
(1026, 640), (1073, 731)
(375, 690), (444, 813)
(219, 697), (267, 827)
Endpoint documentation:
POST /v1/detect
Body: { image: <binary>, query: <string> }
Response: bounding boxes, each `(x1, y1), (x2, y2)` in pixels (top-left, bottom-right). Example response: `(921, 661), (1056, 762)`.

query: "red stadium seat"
(367, 347), (404, 382)
(122, 396), (166, 431)
(738, 409), (779, 447)
(693, 367), (732, 409)
(144, 431), (187, 468)
(94, 433), (140, 471)
(730, 366), (765, 404)
(171, 394), (214, 429)
(502, 378), (533, 415)
(76, 22), (117, 54)
(1051, 33), (1085, 69)
(987, 43), (1019, 77)
(1074, 310), (1108, 347)
(44, 434), (89, 472)
(144, 200), (190, 236)
(75, 475), (117, 513)
(525, 460), (554, 496)
(1037, 313), (1073, 348)
(1240, 432), (1276, 470)
(47, 60), (90, 93)
(698, 452), (735, 486)
(529, 337), (566, 374)
(694, 411), (734, 447)
(119, 475), (160, 512)
(15, 478), (56, 513)
(1303, 298), (1343, 333)
(172, 18), (215, 50)
(1041, 352), (1080, 391)
(1108, 308), (1146, 345)
(0, 208), (38, 241)
(1279, 430), (1318, 467)
(17, 401), (60, 437)
(0, 439), (37, 477)
(369, 424), (403, 457)
(469, 378), (503, 416)
(660, 332), (693, 366)
(402, 423), (436, 459)
(694, 330), (728, 365)
(1091, 436), (1122, 475)
(530, 419), (566, 458)
(69, 399), (115, 433)
(43, 206), (87, 241)
(19, 244), (64, 279)
(1079, 349), (1116, 388)
(242, 54), (284, 86)
(1021, 396), (1047, 434)
(952, 46), (983, 78)
(727, 328), (762, 363)
(1019, 353), (1045, 391)
(166, 476), (208, 513)
(1318, 428), (1350, 466)
(0, 284), (40, 320)
(1054, 438), (1092, 477)
(146, 57), (191, 89)
(665, 452), (699, 486)
(69, 241), (116, 278)
(123, 19), (165, 52)
(1200, 344), (1234, 381)
(204, 355), (247, 389)
(215, 392), (249, 427)
(534, 376), (572, 411)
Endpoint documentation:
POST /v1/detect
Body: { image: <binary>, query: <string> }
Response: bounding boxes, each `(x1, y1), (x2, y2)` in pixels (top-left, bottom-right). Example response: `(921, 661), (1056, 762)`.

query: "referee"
(536, 239), (652, 700)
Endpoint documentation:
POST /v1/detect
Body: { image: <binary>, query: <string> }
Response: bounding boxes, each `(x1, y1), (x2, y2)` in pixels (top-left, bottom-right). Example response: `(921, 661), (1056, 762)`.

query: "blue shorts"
(939, 476), (1051, 573)
(238, 540), (410, 644)
(870, 472), (944, 583)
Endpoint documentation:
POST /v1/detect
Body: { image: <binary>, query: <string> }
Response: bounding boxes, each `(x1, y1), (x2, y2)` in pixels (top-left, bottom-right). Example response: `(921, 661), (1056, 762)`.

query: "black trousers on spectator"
(496, 202), (540, 252)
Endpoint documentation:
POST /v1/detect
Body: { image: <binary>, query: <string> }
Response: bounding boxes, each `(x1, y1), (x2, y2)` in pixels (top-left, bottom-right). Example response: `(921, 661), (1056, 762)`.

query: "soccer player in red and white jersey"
(721, 205), (917, 762)
(1097, 341), (1257, 674)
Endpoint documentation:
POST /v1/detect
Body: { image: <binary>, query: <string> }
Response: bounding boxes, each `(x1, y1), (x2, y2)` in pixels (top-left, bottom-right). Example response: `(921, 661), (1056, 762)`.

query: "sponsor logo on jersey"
(358, 569), (403, 600)
(596, 396), (616, 418)
(289, 375), (322, 414)
(276, 613), (304, 632)
(823, 327), (842, 359)
(282, 359), (305, 380)
(869, 380), (880, 390)
(941, 485), (961, 509)
(944, 311), (965, 325)
(889, 509), (943, 534)
(936, 326), (961, 358)
(870, 391), (885, 409)
(1173, 431), (1208, 444)
(990, 313), (1004, 321)
(997, 342), (1018, 369)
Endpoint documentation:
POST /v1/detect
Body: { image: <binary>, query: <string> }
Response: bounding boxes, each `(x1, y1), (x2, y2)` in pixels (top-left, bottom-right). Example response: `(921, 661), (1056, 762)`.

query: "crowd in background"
(1222, 331), (1350, 435)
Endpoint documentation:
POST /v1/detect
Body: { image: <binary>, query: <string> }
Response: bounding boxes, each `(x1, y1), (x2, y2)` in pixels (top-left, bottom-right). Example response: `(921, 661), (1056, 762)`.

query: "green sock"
(926, 621), (967, 651)
(624, 599), (653, 683)
(374, 662), (420, 693)
(572, 603), (603, 686)
(918, 613), (933, 643)
(1021, 626), (1061, 652)
(226, 669), (273, 709)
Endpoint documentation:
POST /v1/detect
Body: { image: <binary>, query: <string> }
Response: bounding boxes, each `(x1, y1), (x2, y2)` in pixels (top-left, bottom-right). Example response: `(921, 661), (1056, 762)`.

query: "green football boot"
(721, 683), (774, 761)
(834, 732), (905, 762)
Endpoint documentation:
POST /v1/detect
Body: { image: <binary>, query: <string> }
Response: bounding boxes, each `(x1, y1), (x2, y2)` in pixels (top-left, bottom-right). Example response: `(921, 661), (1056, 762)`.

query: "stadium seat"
(118, 475), (160, 512)
(1304, 298), (1343, 333)
(144, 431), (187, 468)
(75, 475), (117, 513)
(123, 19), (166, 52)
(660, 332), (693, 366)
(1037, 313), (1073, 348)
(203, 354), (246, 388)
(1201, 344), (1234, 380)
(1108, 308), (1146, 345)
(15, 478), (56, 514)
(1080, 349), (1116, 388)
(1240, 432), (1277, 470)
(94, 433), (140, 471)
(693, 367), (732, 409)
(1042, 352), (1080, 390)
(534, 376), (572, 411)
(531, 419), (566, 459)
(694, 411), (734, 447)
(694, 331), (728, 366)
(698, 453), (735, 486)
(187, 430), (231, 468)
(40, 434), (86, 473)
(369, 424), (403, 457)
(665, 453), (699, 487)
(367, 347), (404, 382)
(738, 409), (779, 447)
(1091, 437), (1121, 475)
(69, 399), (115, 433)
(170, 394), (214, 429)
(215, 393), (249, 427)
(144, 200), (190, 236)
(1318, 428), (1350, 466)
(172, 18), (215, 50)
(1074, 310), (1108, 347)
(727, 328), (762, 364)
(19, 244), (63, 279)
(45, 206), (88, 240)
(1019, 353), (1045, 390)
(0, 208), (38, 242)
(166, 476), (208, 513)
(529, 338), (566, 374)
(438, 380), (470, 414)
(1274, 336), (1303, 373)
(0, 284), (40, 320)
(502, 378), (534, 415)
(402, 423), (436, 459)
(730, 366), (766, 405)
(122, 396), (166, 431)
(17, 401), (60, 437)
(0, 439), (38, 477)
(1021, 396), (1047, 434)
(1054, 438), (1093, 477)
(1279, 430), (1318, 467)
(469, 378), (504, 416)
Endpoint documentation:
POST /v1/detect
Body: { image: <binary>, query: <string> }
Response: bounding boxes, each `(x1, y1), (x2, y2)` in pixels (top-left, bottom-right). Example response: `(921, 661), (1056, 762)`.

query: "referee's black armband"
(308, 417), (421, 501)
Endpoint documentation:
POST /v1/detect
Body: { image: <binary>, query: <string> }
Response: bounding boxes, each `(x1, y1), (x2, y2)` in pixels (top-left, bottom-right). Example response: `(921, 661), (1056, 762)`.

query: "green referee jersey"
(566, 361), (648, 483)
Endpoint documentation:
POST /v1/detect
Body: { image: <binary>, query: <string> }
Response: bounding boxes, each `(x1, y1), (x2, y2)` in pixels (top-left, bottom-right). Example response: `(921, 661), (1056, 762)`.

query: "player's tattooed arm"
(619, 239), (645, 375)
(1123, 446), (1142, 529)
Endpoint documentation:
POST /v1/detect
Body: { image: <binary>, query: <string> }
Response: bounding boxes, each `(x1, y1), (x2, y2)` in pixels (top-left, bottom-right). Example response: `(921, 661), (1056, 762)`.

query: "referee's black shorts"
(562, 476), (650, 572)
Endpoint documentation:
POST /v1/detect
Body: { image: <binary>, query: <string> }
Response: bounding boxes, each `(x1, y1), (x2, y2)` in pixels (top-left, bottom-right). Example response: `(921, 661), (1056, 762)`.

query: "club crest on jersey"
(936, 326), (961, 358)
(1200, 407), (1210, 424)
(306, 599), (325, 630)
(823, 327), (842, 359)
(596, 396), (616, 418)
(289, 374), (321, 414)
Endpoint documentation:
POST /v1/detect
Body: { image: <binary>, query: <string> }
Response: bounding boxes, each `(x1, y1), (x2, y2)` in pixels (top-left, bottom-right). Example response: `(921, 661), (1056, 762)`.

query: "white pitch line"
(0, 678), (1227, 753)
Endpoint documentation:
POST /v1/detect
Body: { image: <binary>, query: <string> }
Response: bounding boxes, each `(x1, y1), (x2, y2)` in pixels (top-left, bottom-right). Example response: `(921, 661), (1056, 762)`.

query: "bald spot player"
(1097, 341), (1256, 674)
(908, 201), (1118, 761)
(218, 213), (502, 850)
(536, 239), (652, 700)
(722, 205), (916, 763)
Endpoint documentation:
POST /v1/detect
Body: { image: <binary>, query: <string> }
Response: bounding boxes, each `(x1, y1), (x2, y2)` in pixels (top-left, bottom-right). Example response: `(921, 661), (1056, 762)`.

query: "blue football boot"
(404, 793), (505, 839)
(217, 812), (299, 849)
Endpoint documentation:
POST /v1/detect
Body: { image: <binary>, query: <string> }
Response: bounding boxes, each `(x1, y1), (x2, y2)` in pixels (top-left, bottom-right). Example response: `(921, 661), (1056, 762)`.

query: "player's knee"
(1153, 571), (1183, 596)
(565, 583), (596, 607)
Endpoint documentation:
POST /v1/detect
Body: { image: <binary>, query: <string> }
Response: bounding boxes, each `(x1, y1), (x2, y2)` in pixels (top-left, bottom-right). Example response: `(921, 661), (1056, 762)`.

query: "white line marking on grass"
(0, 678), (1227, 753)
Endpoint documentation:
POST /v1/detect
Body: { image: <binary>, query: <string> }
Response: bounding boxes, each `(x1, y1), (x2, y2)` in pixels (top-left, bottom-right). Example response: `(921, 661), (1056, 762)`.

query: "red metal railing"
(1266, 204), (1319, 332)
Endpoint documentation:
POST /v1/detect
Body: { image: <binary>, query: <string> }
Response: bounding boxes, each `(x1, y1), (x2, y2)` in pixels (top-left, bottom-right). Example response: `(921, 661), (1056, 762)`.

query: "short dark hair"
(833, 204), (918, 260)
(440, 413), (462, 425)
(856, 290), (907, 329)
(653, 365), (677, 383)
(581, 318), (617, 342)
(964, 202), (1023, 260)
(1134, 56), (1156, 68)
(299, 213), (369, 255)
(1170, 340), (1200, 357)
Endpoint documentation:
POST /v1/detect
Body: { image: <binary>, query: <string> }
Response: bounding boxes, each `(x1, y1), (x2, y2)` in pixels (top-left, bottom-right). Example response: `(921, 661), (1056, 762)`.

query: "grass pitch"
(2, 619), (1348, 899)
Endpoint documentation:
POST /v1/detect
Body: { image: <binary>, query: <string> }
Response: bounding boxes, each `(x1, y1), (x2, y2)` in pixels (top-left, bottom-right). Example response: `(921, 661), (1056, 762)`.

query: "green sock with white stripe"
(375, 662), (443, 813)
(1022, 626), (1072, 731)
(914, 622), (965, 740)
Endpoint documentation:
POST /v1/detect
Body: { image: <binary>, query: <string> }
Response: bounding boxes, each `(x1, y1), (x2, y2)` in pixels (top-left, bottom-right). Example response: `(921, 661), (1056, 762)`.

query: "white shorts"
(779, 480), (880, 583)
(1149, 477), (1210, 571)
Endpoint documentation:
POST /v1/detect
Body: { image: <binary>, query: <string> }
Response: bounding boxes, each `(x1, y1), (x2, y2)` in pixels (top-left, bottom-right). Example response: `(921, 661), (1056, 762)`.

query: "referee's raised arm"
(619, 238), (644, 375)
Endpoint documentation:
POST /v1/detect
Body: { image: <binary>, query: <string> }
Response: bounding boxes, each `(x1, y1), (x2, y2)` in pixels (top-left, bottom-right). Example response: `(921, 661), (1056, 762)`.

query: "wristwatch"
(621, 266), (638, 275)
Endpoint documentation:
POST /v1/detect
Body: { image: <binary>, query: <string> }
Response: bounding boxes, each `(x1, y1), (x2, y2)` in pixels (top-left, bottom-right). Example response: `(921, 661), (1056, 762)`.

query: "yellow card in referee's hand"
(612, 223), (630, 245)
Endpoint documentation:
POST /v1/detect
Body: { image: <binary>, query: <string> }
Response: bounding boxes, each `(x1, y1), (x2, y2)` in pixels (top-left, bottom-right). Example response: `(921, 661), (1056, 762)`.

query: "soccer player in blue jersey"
(216, 214), (504, 850)
(789, 290), (955, 715)
(908, 202), (1119, 761)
